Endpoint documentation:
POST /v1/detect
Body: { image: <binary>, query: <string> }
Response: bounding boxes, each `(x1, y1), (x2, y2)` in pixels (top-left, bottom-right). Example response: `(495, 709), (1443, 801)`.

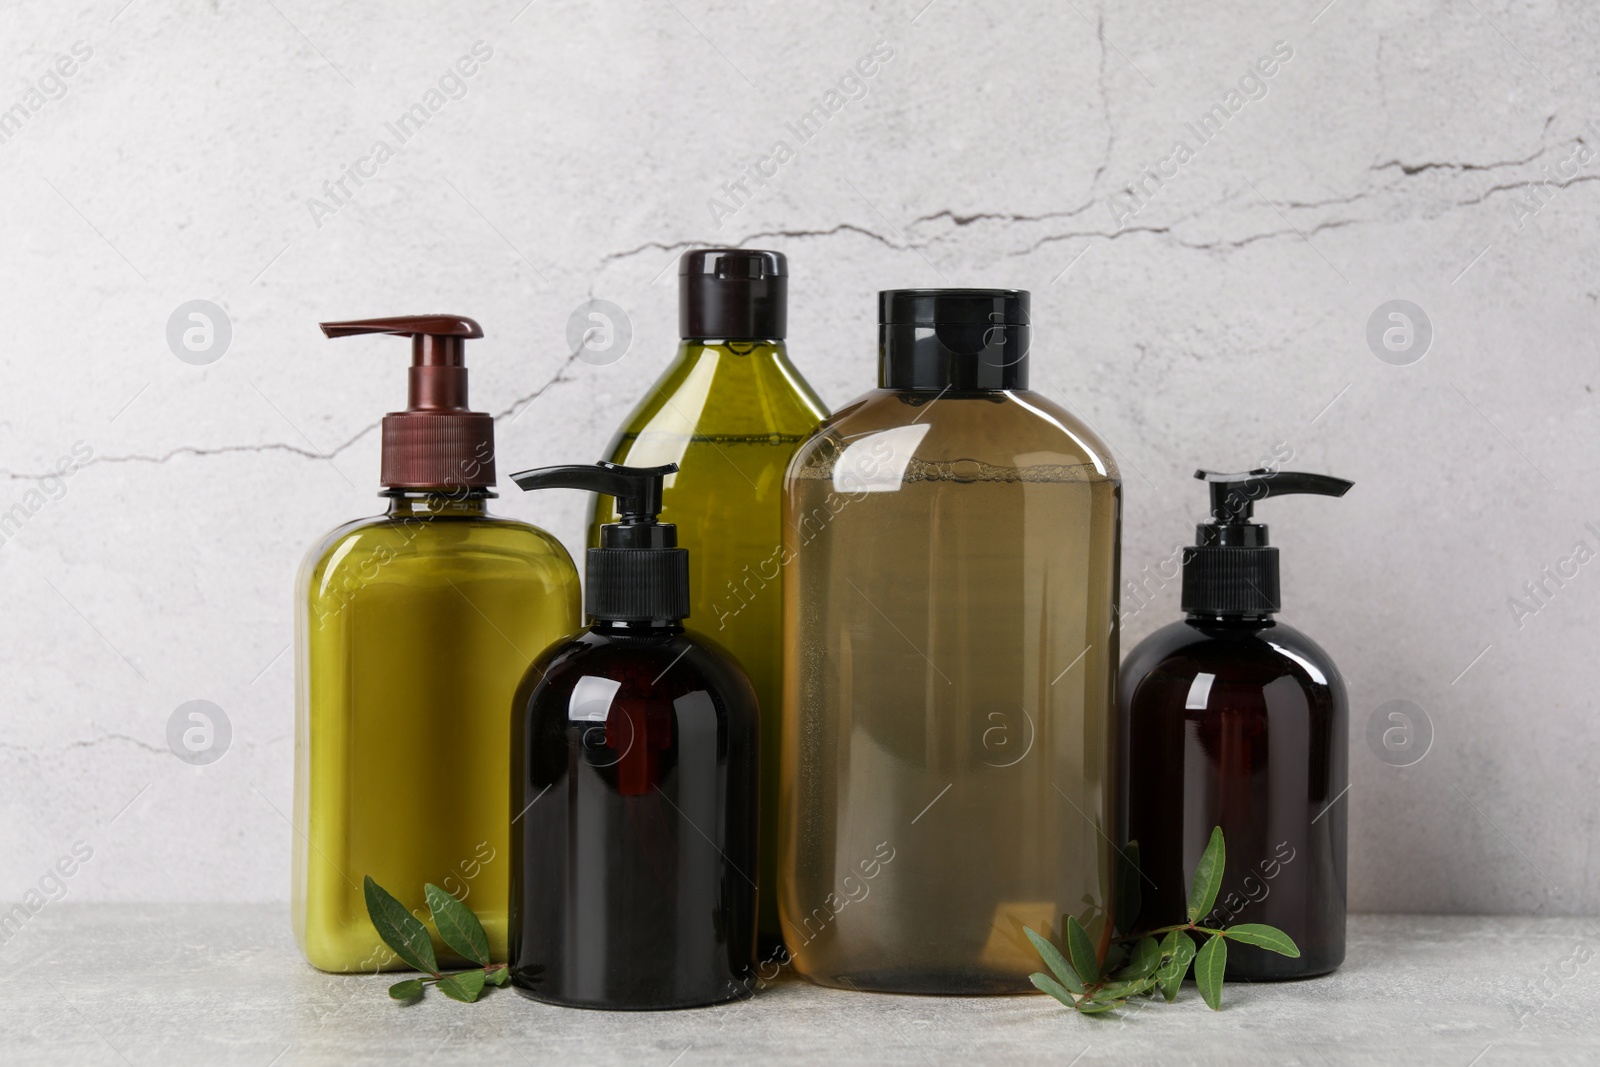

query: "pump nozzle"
(512, 461), (689, 622)
(1182, 467), (1354, 618)
(1196, 468), (1353, 524)
(511, 462), (674, 527)
(319, 314), (494, 491)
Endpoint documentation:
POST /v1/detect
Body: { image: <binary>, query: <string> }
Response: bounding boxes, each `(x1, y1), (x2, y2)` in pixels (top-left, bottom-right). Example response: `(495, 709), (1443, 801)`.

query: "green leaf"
(484, 964), (510, 987)
(1095, 975), (1159, 1000)
(1114, 936), (1162, 980)
(1075, 997), (1124, 1015)
(388, 978), (426, 1001)
(1065, 915), (1100, 986)
(1114, 841), (1142, 935)
(436, 969), (487, 1003)
(1224, 924), (1301, 958)
(1194, 934), (1227, 1011)
(1029, 972), (1079, 1009)
(1187, 826), (1226, 923)
(1024, 927), (1085, 994)
(424, 883), (490, 966)
(363, 876), (438, 976)
(1157, 931), (1196, 1003)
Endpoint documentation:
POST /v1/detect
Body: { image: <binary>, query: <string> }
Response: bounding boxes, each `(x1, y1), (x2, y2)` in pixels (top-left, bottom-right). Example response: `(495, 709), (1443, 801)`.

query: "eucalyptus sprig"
(363, 876), (509, 1003)
(1026, 827), (1299, 1014)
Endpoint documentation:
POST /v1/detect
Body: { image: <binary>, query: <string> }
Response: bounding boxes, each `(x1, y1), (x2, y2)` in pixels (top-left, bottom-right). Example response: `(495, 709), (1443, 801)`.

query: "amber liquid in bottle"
(1120, 617), (1348, 979)
(782, 390), (1121, 994)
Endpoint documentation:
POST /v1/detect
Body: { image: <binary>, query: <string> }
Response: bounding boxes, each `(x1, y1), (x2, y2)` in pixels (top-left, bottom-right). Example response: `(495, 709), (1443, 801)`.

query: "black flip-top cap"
(680, 248), (787, 340)
(879, 289), (1030, 391)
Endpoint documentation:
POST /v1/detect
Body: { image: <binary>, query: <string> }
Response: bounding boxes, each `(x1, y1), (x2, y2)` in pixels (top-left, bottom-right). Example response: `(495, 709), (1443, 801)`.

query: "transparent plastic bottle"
(295, 493), (580, 971)
(780, 290), (1121, 994)
(594, 250), (826, 950)
(292, 316), (581, 972)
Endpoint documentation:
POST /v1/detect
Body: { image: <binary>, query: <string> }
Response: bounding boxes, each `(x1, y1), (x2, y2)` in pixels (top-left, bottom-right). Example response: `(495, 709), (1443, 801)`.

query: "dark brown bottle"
(1120, 469), (1352, 980)
(507, 463), (759, 1010)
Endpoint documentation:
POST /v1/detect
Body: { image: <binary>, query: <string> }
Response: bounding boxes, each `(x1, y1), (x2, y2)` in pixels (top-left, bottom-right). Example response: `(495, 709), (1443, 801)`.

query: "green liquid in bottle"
(294, 492), (580, 972)
(592, 340), (827, 950)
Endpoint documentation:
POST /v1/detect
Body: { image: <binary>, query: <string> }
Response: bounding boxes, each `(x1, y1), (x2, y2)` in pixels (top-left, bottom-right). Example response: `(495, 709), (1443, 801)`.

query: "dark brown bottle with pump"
(507, 462), (759, 1010)
(1120, 469), (1352, 980)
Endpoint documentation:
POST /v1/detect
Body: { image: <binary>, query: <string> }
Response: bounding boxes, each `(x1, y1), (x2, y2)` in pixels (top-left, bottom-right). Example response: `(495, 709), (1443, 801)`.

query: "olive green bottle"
(591, 250), (826, 951)
(293, 315), (581, 973)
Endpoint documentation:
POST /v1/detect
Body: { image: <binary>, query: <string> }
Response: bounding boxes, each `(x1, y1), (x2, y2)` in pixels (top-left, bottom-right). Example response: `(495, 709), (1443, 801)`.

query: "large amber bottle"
(780, 290), (1121, 993)
(293, 315), (581, 972)
(592, 250), (826, 951)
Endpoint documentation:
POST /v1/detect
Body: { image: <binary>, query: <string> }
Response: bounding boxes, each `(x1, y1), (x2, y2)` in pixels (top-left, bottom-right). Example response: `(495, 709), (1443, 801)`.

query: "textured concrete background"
(0, 0), (1595, 915)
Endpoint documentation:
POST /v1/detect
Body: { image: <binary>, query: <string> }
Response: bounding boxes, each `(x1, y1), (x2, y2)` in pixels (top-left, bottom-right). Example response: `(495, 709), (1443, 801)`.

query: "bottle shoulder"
(523, 628), (760, 721)
(612, 342), (828, 445)
(1121, 617), (1346, 701)
(300, 509), (577, 587)
(792, 388), (1119, 484)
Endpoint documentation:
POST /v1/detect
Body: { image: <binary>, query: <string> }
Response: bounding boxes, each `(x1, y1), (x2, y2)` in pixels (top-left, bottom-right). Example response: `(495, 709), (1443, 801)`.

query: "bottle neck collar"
(680, 338), (786, 355)
(1185, 612), (1276, 627)
(383, 489), (492, 518)
(592, 618), (685, 636)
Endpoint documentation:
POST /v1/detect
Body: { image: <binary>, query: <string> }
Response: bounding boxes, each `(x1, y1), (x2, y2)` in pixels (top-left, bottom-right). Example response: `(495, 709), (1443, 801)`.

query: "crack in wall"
(68, 734), (167, 755)
(0, 733), (284, 758)
(600, 222), (909, 274)
(1008, 215), (1369, 258)
(0, 346), (586, 481)
(1088, 0), (1116, 194)
(1179, 216), (1367, 252)
(909, 203), (1098, 229)
(489, 349), (584, 422)
(1452, 172), (1600, 209)
(1282, 187), (1391, 211)
(1, 436), (374, 481)
(1371, 136), (1551, 177)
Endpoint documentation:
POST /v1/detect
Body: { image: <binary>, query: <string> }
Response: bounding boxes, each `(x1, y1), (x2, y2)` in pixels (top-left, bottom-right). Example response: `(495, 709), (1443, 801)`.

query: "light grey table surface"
(4, 907), (1597, 1066)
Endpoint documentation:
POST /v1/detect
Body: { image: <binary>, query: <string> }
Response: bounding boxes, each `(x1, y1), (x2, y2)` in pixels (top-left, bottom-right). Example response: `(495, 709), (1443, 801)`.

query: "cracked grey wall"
(0, 0), (1595, 916)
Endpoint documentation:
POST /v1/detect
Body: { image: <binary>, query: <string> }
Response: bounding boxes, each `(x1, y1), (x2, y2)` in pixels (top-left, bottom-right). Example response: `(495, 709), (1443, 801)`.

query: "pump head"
(512, 461), (671, 536)
(320, 314), (494, 491)
(1182, 467), (1353, 617)
(511, 462), (689, 622)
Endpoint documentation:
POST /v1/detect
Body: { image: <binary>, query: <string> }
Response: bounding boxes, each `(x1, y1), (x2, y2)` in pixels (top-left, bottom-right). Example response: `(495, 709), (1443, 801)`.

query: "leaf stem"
(1113, 921), (1227, 943)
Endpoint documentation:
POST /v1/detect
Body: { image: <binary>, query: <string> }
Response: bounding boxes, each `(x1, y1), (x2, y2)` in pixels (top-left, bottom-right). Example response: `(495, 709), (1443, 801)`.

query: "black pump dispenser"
(512, 462), (689, 623)
(1181, 468), (1353, 617)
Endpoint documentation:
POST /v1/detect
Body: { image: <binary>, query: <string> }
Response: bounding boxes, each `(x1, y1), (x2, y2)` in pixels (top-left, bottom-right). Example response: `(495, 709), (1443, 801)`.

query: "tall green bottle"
(591, 250), (826, 952)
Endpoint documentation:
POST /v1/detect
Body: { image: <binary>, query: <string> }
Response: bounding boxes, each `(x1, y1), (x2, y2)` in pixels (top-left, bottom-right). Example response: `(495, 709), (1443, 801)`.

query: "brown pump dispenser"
(319, 315), (496, 491)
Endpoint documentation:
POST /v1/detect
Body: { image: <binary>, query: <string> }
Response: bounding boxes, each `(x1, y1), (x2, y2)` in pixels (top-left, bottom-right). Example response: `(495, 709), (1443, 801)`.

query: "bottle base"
(799, 965), (1034, 996)
(1225, 957), (1343, 982)
(509, 980), (751, 1012)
